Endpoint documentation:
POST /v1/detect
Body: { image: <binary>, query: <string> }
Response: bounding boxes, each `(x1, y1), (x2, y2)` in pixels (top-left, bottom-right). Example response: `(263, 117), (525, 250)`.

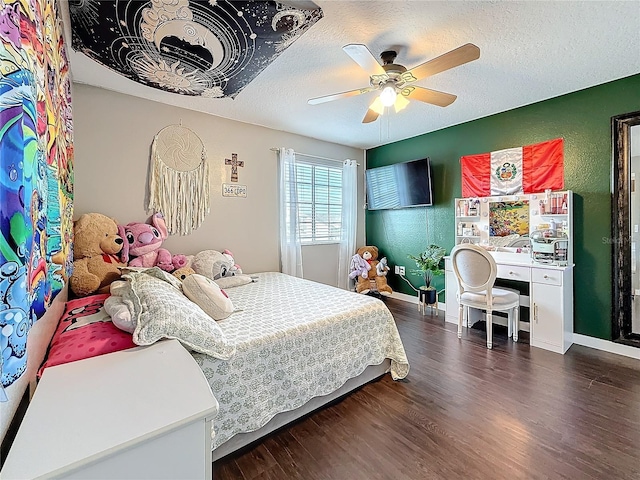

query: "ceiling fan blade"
(400, 86), (457, 107)
(401, 43), (480, 83)
(308, 86), (374, 105)
(343, 44), (386, 76)
(362, 108), (380, 124)
(363, 97), (383, 123)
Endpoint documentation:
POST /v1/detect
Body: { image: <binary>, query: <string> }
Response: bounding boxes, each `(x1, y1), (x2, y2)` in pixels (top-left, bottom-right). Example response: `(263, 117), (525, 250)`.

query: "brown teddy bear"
(355, 246), (393, 296)
(70, 213), (126, 297)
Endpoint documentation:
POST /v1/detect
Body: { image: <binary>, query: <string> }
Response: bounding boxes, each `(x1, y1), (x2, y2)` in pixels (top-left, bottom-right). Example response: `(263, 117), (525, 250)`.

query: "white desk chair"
(451, 244), (520, 349)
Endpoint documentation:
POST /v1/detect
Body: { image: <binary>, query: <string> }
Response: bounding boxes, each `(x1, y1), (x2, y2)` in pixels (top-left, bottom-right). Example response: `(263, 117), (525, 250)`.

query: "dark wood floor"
(214, 298), (640, 480)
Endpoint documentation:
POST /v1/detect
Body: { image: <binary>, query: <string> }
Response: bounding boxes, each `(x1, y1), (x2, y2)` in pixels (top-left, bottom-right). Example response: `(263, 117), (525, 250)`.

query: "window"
(285, 160), (343, 243)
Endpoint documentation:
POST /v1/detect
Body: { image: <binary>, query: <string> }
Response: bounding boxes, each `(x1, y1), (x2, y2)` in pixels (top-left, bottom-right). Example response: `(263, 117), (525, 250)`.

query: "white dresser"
(445, 252), (574, 354)
(1, 339), (218, 479)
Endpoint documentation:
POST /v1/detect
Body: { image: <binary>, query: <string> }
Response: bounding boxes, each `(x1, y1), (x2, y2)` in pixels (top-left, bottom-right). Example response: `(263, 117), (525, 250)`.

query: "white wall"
(71, 83), (365, 286)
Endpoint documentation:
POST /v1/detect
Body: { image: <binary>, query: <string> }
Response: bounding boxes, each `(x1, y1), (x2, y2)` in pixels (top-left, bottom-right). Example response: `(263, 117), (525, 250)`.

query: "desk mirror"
(612, 110), (640, 346)
(488, 199), (531, 249)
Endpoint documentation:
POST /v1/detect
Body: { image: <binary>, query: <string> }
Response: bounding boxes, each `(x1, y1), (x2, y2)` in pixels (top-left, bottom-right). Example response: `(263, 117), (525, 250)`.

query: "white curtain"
(338, 159), (358, 290)
(278, 148), (304, 278)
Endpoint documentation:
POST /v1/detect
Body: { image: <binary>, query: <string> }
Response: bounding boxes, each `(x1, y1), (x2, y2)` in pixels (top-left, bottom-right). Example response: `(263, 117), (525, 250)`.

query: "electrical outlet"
(398, 266), (405, 276)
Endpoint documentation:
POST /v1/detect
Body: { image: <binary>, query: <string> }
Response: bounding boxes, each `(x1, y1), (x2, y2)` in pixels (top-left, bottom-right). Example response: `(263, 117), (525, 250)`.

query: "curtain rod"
(270, 148), (359, 165)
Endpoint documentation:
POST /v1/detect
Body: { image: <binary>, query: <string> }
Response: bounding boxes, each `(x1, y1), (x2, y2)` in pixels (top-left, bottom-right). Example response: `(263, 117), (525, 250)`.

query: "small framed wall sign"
(223, 183), (247, 198)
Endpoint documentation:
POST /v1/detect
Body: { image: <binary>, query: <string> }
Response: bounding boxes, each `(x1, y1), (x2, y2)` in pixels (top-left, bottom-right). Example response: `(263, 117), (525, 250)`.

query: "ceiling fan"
(308, 43), (480, 123)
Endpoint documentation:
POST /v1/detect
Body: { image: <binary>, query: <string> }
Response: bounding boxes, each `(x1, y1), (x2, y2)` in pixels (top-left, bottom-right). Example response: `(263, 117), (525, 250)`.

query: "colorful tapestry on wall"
(0, 0), (73, 394)
(461, 138), (564, 197)
(68, 0), (323, 98)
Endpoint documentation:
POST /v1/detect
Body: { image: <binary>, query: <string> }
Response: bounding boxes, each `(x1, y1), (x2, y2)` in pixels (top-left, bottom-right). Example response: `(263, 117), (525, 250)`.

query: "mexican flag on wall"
(460, 138), (564, 197)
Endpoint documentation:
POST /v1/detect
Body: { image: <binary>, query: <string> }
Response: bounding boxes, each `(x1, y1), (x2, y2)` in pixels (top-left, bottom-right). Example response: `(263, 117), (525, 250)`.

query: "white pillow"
(121, 268), (236, 359)
(182, 274), (234, 321)
(214, 275), (253, 289)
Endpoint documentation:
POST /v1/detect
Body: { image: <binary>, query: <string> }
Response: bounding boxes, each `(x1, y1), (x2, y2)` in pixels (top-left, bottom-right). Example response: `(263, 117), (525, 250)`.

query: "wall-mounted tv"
(366, 157), (433, 210)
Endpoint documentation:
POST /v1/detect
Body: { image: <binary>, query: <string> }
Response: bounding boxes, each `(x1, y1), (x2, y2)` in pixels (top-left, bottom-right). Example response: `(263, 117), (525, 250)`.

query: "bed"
(42, 268), (409, 462)
(189, 272), (410, 459)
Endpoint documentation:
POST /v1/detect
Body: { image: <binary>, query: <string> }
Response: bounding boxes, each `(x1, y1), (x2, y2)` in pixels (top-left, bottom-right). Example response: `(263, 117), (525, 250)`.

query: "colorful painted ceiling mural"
(69, 0), (323, 97)
(0, 0), (73, 396)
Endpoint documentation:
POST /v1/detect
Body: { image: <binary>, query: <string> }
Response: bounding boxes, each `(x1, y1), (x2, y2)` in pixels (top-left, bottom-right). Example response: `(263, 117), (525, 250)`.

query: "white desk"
(445, 251), (574, 354)
(1, 340), (218, 479)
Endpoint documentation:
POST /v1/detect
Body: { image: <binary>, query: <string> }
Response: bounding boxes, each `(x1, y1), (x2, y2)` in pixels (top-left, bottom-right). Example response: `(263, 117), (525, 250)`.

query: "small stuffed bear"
(355, 246), (393, 296)
(172, 266), (195, 281)
(70, 213), (126, 297)
(121, 213), (187, 273)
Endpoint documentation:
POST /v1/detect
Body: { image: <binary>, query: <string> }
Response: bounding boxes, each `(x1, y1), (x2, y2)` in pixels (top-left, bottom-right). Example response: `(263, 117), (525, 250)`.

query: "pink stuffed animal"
(121, 213), (187, 272)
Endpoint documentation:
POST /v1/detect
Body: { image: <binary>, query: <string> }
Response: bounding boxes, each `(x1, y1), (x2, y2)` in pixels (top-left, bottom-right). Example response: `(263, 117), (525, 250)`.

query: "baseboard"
(391, 292), (640, 360)
(572, 334), (640, 360)
(392, 291), (418, 304)
(391, 291), (445, 313)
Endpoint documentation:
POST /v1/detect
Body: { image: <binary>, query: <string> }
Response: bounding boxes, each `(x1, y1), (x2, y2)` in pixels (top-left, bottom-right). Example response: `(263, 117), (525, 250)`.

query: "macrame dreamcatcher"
(148, 124), (210, 235)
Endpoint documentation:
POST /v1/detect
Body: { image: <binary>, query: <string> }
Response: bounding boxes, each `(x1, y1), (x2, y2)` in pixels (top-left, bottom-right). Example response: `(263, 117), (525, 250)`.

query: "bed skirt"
(211, 359), (391, 461)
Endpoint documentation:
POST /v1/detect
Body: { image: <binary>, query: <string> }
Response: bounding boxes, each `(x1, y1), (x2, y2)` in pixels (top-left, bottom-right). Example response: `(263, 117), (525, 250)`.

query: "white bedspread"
(191, 272), (409, 450)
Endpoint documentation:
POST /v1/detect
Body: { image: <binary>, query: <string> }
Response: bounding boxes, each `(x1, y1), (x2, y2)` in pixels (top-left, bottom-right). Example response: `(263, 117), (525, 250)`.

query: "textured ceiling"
(62, 1), (640, 149)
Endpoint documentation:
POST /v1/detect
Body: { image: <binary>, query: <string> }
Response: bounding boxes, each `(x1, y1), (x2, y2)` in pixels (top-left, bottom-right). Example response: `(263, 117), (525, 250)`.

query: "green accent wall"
(366, 73), (640, 340)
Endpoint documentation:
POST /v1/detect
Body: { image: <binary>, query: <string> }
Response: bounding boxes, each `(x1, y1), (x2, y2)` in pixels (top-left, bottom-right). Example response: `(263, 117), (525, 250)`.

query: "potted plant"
(408, 244), (446, 305)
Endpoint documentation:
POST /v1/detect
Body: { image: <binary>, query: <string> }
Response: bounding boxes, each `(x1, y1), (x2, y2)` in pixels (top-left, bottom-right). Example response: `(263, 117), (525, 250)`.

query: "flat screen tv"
(366, 157), (433, 210)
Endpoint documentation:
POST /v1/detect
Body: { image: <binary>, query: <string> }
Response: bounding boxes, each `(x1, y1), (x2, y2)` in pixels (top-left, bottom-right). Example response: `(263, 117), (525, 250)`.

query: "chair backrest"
(450, 244), (498, 295)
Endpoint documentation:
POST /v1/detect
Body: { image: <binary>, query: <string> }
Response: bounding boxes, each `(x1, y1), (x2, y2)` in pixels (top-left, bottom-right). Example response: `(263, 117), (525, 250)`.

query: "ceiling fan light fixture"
(369, 96), (385, 115)
(394, 94), (410, 113)
(380, 85), (397, 107)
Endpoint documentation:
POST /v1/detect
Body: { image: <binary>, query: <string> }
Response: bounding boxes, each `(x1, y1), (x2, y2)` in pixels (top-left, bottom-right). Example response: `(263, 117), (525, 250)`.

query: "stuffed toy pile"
(69, 211), (254, 306)
(68, 210), (264, 337)
(350, 246), (392, 296)
(104, 249), (250, 332)
(70, 212), (191, 297)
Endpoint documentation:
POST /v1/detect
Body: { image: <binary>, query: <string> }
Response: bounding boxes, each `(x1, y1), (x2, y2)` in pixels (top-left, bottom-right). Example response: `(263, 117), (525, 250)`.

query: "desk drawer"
(497, 264), (530, 282)
(532, 268), (562, 286)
